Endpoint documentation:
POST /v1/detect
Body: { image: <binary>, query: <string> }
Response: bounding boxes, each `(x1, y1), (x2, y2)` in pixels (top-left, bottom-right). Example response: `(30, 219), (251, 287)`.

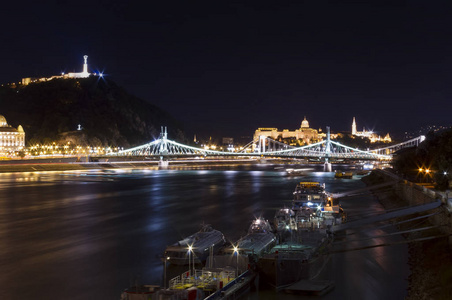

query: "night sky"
(1, 1), (452, 140)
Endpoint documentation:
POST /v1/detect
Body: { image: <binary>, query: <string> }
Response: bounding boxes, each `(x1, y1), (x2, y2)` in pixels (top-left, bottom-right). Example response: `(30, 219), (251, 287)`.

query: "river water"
(0, 164), (409, 299)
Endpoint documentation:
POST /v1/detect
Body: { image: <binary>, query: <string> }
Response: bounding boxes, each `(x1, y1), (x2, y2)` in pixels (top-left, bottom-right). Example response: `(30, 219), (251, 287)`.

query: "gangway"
(330, 181), (398, 198)
(331, 200), (441, 233)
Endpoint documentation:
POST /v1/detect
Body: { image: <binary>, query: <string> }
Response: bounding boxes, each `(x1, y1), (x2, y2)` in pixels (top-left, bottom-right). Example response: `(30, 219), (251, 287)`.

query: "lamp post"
(425, 168), (431, 183)
(233, 246), (239, 277)
(164, 256), (169, 289)
(188, 245), (193, 276)
(418, 168), (424, 183)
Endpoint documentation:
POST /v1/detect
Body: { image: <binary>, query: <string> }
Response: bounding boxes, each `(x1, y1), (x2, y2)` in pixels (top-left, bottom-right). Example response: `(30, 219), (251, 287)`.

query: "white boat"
(273, 207), (296, 231)
(292, 181), (346, 227)
(292, 181), (329, 209)
(164, 224), (226, 265)
(285, 168), (312, 176)
(233, 218), (277, 258)
(257, 182), (342, 290)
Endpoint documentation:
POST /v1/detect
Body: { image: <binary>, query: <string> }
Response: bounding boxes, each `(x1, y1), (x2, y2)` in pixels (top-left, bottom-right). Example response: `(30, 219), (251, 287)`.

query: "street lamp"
(233, 246), (239, 277)
(188, 245), (193, 276)
(163, 256), (170, 289)
(418, 168), (426, 183)
(425, 169), (431, 183)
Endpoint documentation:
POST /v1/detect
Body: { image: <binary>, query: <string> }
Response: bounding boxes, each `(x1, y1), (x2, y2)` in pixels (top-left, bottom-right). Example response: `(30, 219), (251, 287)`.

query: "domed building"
(0, 115), (25, 154)
(253, 117), (320, 144)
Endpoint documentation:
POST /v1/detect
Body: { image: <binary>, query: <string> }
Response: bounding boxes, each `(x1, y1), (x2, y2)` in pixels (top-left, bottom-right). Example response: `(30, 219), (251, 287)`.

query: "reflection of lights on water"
(196, 170), (209, 175)
(250, 171), (263, 176)
(311, 172), (330, 177)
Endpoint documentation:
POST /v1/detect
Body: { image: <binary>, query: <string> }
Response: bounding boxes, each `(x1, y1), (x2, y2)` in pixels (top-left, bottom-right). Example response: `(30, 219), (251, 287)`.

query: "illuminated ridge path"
(116, 127), (425, 161)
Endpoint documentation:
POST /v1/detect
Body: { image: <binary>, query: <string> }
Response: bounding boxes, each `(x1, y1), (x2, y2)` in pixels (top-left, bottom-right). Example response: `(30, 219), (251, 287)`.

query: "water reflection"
(0, 166), (409, 299)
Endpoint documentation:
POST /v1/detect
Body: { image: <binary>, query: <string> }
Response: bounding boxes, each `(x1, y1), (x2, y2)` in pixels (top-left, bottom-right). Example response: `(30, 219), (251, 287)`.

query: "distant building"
(352, 117), (391, 143)
(253, 117), (320, 144)
(0, 114), (25, 153)
(222, 137), (234, 145)
(22, 55), (97, 86)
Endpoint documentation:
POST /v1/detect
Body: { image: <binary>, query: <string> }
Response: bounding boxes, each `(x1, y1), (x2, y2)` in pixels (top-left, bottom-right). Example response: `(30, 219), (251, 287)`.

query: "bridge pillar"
(324, 162), (332, 172)
(259, 136), (266, 154)
(324, 157), (332, 172)
(159, 156), (169, 169)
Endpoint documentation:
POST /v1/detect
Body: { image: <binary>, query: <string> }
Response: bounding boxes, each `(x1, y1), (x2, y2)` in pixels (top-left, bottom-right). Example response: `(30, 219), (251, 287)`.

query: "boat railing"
(169, 268), (237, 292)
(204, 270), (252, 300)
(296, 220), (328, 230)
(168, 274), (183, 289)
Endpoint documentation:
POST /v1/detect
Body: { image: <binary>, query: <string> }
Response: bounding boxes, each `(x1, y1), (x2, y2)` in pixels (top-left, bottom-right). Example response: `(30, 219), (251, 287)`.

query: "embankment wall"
(373, 169), (452, 236)
(365, 169), (452, 300)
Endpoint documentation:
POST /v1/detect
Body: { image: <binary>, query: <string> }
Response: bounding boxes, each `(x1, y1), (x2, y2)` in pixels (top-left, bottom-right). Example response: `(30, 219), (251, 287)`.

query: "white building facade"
(0, 115), (25, 153)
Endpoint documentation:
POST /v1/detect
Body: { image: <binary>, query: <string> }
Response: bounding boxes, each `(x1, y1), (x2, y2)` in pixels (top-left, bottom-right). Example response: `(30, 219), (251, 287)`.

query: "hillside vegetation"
(392, 128), (452, 190)
(0, 77), (185, 147)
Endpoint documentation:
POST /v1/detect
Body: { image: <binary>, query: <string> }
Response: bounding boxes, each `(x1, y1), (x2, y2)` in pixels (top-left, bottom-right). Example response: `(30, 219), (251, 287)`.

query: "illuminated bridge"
(116, 127), (425, 162)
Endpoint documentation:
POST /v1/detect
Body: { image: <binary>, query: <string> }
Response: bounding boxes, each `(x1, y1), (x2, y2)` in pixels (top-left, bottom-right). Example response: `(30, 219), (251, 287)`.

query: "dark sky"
(1, 1), (451, 140)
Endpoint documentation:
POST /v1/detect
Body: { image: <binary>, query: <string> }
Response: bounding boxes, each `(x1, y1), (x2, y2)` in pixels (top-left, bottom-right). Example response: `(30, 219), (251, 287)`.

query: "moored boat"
(274, 207), (296, 231)
(292, 181), (328, 210)
(257, 181), (344, 291)
(335, 170), (353, 179)
(164, 224), (226, 265)
(285, 168), (312, 176)
(257, 233), (332, 290)
(232, 217), (277, 259)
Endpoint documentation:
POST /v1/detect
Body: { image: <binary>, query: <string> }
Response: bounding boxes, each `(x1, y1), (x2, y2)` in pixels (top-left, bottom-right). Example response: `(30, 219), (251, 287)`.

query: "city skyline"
(1, 2), (451, 138)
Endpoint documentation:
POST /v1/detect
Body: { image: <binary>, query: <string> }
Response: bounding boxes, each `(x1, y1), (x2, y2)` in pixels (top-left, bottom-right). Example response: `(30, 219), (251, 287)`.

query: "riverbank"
(362, 170), (452, 300)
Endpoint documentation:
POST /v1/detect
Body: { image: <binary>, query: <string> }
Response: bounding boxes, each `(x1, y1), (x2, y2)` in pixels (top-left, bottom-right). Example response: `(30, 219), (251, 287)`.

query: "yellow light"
(419, 168), (423, 172)
(425, 169), (430, 173)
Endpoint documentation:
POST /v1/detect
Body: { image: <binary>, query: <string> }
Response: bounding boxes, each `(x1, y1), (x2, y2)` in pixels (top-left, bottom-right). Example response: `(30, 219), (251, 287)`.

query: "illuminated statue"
(83, 55), (88, 75)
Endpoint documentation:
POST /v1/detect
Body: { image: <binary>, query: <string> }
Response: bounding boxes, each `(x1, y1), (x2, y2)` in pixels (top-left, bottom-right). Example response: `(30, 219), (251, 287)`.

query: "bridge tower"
(258, 135), (266, 154)
(324, 126), (332, 172)
(158, 126), (169, 169)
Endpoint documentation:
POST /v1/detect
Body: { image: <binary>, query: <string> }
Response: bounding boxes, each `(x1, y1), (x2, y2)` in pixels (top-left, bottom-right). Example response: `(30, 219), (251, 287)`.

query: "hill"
(0, 77), (186, 147)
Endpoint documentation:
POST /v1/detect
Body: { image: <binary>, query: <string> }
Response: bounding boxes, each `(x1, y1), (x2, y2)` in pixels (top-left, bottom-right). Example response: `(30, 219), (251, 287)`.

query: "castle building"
(351, 117), (391, 143)
(0, 114), (25, 153)
(253, 117), (320, 144)
(22, 55), (93, 86)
